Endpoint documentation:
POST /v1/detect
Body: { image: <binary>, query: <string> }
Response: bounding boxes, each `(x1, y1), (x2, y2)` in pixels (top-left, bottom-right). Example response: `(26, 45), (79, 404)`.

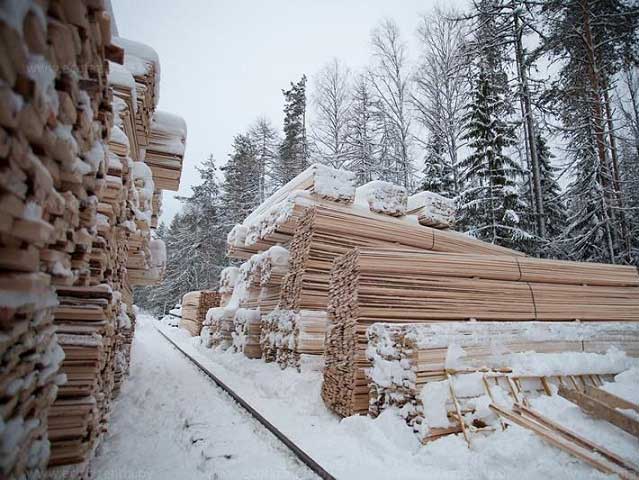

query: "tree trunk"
(514, 10), (545, 241)
(579, 0), (619, 259)
(603, 76), (631, 259)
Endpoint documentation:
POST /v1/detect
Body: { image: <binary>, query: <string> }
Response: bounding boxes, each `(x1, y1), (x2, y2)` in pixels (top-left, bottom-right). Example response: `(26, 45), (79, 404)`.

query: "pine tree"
(459, 67), (530, 250)
(276, 75), (309, 185)
(538, 0), (639, 263)
(221, 134), (261, 226)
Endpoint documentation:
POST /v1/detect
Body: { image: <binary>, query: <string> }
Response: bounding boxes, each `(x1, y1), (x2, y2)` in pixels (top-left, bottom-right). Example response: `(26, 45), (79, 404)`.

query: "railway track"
(155, 327), (337, 480)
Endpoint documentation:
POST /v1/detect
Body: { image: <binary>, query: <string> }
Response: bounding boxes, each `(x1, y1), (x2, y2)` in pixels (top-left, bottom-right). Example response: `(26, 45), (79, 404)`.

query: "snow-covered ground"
(96, 314), (639, 480)
(92, 315), (317, 480)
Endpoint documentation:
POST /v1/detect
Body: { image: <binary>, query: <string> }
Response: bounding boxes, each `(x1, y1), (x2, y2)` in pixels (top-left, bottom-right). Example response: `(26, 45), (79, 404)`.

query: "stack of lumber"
(108, 65), (138, 160)
(0, 0), (142, 474)
(144, 111), (187, 191)
(201, 307), (235, 350)
(280, 205), (522, 312)
(232, 308), (262, 358)
(271, 206), (521, 369)
(0, 4), (73, 473)
(258, 246), (290, 315)
(322, 248), (639, 417)
(260, 310), (329, 368)
(219, 266), (239, 307)
(407, 191), (456, 228)
(179, 290), (221, 336)
(151, 189), (162, 228)
(0, 2), (185, 475)
(227, 164), (357, 259)
(125, 161), (155, 285)
(354, 181), (407, 217)
(366, 321), (639, 441)
(111, 36), (160, 150)
(240, 254), (263, 310)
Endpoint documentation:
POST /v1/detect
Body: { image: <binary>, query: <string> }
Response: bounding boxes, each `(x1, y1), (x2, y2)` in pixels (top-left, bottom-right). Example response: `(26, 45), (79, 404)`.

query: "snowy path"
(92, 316), (317, 480)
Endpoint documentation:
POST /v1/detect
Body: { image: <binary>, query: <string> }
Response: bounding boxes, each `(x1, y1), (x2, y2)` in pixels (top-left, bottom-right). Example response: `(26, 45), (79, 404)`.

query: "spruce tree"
(276, 75), (309, 185)
(249, 118), (280, 201)
(420, 130), (455, 195)
(345, 75), (377, 185)
(135, 156), (231, 314)
(520, 134), (568, 257)
(221, 134), (261, 226)
(459, 67), (530, 250)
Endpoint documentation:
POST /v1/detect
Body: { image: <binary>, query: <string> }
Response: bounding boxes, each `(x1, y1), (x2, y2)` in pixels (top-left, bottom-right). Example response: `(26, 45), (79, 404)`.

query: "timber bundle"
(322, 248), (639, 417)
(201, 161), (639, 472)
(179, 290), (221, 336)
(366, 321), (639, 442)
(0, 1), (186, 477)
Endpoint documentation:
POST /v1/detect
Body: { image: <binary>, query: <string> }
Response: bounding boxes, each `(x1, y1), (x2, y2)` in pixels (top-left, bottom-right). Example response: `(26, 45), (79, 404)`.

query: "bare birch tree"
(310, 58), (352, 169)
(412, 7), (469, 195)
(369, 19), (414, 189)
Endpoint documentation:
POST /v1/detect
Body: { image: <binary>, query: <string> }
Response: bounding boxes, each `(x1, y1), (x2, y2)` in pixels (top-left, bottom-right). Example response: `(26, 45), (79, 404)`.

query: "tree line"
(137, 0), (639, 314)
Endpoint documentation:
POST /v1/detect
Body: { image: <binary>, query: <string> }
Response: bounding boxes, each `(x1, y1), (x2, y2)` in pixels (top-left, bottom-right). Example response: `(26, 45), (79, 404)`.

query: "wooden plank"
(559, 386), (639, 438)
(490, 404), (637, 480)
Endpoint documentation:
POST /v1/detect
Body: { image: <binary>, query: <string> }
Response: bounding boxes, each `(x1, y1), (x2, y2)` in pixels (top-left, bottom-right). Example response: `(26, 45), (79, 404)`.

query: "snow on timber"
(150, 111), (187, 156)
(355, 180), (408, 216)
(112, 37), (161, 103)
(153, 317), (639, 480)
(219, 266), (240, 293)
(233, 164), (474, 249)
(311, 163), (356, 201)
(93, 315), (315, 480)
(107, 61), (138, 109)
(408, 191), (457, 228)
(0, 0), (45, 35)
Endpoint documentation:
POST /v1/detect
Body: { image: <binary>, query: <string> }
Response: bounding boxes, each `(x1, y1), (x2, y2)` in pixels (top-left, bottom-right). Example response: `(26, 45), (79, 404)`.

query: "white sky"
(111, 0), (466, 225)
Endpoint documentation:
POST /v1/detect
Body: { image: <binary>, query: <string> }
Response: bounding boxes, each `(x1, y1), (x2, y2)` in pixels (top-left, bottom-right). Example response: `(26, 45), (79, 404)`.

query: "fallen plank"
(490, 403), (637, 480)
(583, 386), (639, 414)
(559, 386), (639, 438)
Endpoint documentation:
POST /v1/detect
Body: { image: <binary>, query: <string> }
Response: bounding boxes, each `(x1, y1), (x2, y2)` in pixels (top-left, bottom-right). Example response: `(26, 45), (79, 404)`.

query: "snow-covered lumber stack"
(232, 308), (262, 358)
(179, 290), (221, 336)
(258, 246), (290, 315)
(107, 63), (139, 160)
(219, 266), (239, 307)
(201, 307), (235, 350)
(407, 191), (456, 229)
(354, 181), (407, 217)
(227, 164), (356, 260)
(260, 309), (329, 368)
(125, 161), (155, 285)
(240, 254), (264, 309)
(366, 321), (639, 441)
(111, 37), (160, 151)
(0, 3), (74, 470)
(0, 0), (143, 474)
(144, 111), (187, 191)
(321, 248), (639, 417)
(281, 205), (522, 311)
(0, 2), (186, 475)
(273, 206), (522, 369)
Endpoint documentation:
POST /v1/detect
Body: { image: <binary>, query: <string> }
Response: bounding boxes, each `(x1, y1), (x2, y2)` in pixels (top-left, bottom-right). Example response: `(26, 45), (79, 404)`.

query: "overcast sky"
(111, 0), (466, 225)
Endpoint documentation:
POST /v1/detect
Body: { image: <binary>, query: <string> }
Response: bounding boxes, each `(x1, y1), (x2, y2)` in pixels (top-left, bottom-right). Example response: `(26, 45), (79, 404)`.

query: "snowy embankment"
(92, 315), (317, 480)
(152, 316), (639, 480)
